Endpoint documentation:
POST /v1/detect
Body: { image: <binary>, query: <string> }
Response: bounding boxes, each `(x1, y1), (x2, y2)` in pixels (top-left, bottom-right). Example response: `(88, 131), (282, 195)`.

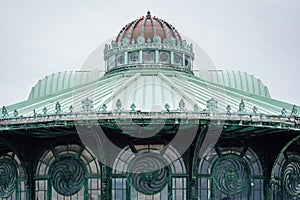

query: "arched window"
(143, 51), (155, 63)
(112, 144), (187, 200)
(0, 150), (27, 200)
(117, 54), (124, 66)
(35, 144), (102, 200)
(159, 51), (170, 64)
(272, 139), (300, 199)
(173, 53), (183, 65)
(198, 146), (264, 199)
(128, 51), (139, 64)
(107, 55), (116, 70)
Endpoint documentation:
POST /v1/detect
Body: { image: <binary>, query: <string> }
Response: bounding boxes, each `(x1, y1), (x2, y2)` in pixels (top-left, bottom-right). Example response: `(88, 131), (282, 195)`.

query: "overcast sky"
(0, 0), (299, 107)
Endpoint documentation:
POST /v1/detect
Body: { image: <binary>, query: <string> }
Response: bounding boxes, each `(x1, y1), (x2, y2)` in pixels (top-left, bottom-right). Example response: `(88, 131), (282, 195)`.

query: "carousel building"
(0, 11), (299, 200)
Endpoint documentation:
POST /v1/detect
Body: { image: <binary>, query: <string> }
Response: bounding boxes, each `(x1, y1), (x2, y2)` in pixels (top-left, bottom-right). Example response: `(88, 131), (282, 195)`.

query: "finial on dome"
(146, 11), (151, 18)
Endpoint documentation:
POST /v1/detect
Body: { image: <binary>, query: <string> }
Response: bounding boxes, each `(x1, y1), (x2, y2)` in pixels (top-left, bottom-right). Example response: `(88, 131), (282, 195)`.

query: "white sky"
(0, 0), (299, 107)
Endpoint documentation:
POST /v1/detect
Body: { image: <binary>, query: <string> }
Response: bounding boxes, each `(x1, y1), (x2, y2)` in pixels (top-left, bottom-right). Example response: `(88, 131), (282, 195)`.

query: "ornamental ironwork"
(281, 108), (287, 117)
(43, 107), (47, 115)
(128, 153), (168, 195)
(252, 106), (258, 114)
(226, 105), (231, 114)
(238, 99), (246, 113)
(1, 106), (8, 118)
(291, 105), (298, 116)
(130, 103), (136, 112)
(50, 156), (85, 196)
(115, 99), (122, 111)
(207, 98), (217, 112)
(101, 104), (107, 112)
(178, 99), (185, 111)
(283, 159), (300, 197)
(82, 98), (93, 112)
(13, 109), (18, 117)
(165, 103), (170, 112)
(55, 102), (62, 114)
(213, 155), (250, 195)
(0, 160), (17, 198)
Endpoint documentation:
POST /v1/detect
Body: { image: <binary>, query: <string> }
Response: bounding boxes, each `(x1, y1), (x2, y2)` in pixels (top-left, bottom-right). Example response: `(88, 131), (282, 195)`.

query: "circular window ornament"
(0, 160), (17, 198)
(117, 54), (124, 66)
(213, 155), (249, 195)
(143, 51), (155, 63)
(129, 51), (139, 63)
(159, 51), (170, 63)
(283, 159), (300, 197)
(174, 53), (182, 65)
(50, 156), (85, 196)
(128, 153), (168, 195)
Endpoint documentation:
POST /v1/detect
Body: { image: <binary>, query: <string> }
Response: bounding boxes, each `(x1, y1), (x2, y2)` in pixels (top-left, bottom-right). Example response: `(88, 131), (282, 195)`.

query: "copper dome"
(116, 11), (182, 45)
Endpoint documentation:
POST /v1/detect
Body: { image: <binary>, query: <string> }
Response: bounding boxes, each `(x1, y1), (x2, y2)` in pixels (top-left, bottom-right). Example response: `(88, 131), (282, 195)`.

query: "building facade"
(0, 12), (299, 200)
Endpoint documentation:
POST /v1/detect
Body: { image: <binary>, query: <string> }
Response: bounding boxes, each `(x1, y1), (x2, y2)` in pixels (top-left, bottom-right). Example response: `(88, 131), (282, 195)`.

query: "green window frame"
(35, 144), (102, 200)
(198, 146), (264, 199)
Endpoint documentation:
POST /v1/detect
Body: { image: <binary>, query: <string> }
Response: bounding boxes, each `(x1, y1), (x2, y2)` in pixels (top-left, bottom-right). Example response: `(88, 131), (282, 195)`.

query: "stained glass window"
(117, 54), (124, 66)
(272, 139), (300, 199)
(174, 53), (183, 65)
(129, 51), (139, 64)
(159, 51), (170, 64)
(143, 51), (155, 63)
(198, 146), (264, 199)
(35, 144), (102, 200)
(0, 151), (26, 200)
(112, 145), (187, 199)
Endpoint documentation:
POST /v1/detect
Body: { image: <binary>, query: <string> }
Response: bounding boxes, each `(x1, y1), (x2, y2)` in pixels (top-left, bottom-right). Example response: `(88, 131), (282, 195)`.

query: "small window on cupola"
(159, 51), (170, 64)
(185, 55), (191, 68)
(107, 55), (116, 70)
(129, 51), (139, 64)
(174, 53), (183, 65)
(117, 54), (124, 66)
(143, 50), (155, 63)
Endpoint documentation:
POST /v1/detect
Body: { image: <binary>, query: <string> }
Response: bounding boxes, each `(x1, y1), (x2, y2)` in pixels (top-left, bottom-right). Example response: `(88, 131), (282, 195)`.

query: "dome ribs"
(130, 18), (143, 44)
(122, 19), (139, 43)
(154, 17), (170, 40)
(115, 13), (183, 45)
(116, 20), (134, 44)
(140, 16), (147, 39)
(144, 18), (154, 42)
(149, 16), (157, 37)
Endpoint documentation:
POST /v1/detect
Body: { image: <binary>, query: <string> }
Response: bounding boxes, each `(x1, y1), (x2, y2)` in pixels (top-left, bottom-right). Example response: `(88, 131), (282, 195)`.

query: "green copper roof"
(28, 70), (105, 100)
(193, 70), (270, 98)
(5, 69), (296, 118)
(28, 69), (270, 102)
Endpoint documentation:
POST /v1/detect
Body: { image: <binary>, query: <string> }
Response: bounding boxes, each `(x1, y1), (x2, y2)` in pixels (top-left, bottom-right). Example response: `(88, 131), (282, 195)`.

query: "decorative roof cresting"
(104, 11), (194, 74)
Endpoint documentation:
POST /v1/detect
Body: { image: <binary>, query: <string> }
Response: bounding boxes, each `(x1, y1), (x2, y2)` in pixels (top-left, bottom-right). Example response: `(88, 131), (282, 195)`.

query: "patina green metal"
(0, 159), (17, 198)
(128, 153), (169, 195)
(271, 135), (300, 200)
(193, 70), (271, 98)
(49, 156), (86, 196)
(212, 155), (250, 195)
(0, 11), (299, 200)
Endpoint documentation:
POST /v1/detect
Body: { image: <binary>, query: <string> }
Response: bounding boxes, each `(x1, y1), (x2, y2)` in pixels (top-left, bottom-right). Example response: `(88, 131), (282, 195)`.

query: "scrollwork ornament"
(213, 155), (249, 195)
(283, 160), (300, 197)
(50, 157), (85, 196)
(129, 154), (168, 195)
(0, 160), (17, 197)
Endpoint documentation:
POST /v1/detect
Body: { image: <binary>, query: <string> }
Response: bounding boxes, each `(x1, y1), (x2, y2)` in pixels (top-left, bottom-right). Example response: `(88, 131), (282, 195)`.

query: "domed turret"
(116, 11), (182, 45)
(103, 11), (194, 74)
